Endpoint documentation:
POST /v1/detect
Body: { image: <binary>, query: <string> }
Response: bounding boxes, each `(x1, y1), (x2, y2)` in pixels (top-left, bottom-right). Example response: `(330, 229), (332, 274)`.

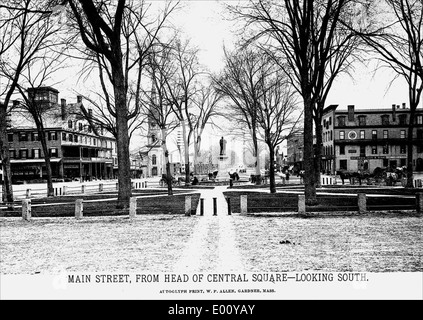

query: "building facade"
(5, 86), (118, 183)
(322, 104), (423, 174)
(286, 133), (305, 173)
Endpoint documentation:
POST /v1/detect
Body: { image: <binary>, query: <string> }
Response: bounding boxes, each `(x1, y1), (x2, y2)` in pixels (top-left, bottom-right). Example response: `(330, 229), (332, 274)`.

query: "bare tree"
(355, 0), (422, 188)
(213, 46), (265, 184)
(191, 81), (223, 174)
(229, 0), (363, 203)
(0, 0), (64, 206)
(256, 68), (301, 193)
(162, 37), (203, 185)
(61, 0), (179, 207)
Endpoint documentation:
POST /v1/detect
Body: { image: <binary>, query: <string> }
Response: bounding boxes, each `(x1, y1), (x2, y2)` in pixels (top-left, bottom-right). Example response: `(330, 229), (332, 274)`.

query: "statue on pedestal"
(219, 137), (226, 156)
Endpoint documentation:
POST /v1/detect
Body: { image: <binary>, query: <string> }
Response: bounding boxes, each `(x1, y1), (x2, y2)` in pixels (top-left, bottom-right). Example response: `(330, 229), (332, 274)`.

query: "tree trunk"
(35, 119), (54, 197)
(314, 114), (323, 188)
(0, 104), (14, 208)
(303, 94), (317, 205)
(406, 101), (416, 188)
(161, 127), (173, 196)
(251, 126), (261, 185)
(113, 69), (132, 208)
(268, 143), (276, 193)
(181, 120), (190, 185)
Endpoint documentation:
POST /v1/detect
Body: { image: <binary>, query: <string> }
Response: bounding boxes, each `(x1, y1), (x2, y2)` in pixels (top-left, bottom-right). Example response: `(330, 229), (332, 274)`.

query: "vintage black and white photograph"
(0, 0), (422, 302)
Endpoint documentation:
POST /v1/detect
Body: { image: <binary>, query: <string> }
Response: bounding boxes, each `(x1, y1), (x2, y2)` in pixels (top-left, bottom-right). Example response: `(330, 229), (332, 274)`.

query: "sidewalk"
(173, 186), (245, 273)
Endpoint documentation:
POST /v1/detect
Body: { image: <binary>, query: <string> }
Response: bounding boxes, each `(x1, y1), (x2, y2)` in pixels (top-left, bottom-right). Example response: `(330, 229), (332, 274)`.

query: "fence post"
(63, 186), (67, 196)
(129, 197), (137, 219)
(75, 199), (83, 219)
(416, 193), (423, 214)
(227, 197), (231, 215)
(240, 195), (247, 214)
(81, 185), (85, 194)
(213, 197), (217, 216)
(298, 195), (306, 215)
(145, 181), (148, 188)
(200, 198), (204, 216)
(22, 199), (31, 221)
(99, 183), (103, 192)
(185, 196), (192, 216)
(358, 193), (367, 214)
(26, 189), (31, 199)
(116, 182), (119, 190)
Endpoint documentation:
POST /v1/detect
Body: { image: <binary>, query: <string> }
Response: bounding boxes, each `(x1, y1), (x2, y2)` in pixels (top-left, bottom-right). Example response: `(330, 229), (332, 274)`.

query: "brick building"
(5, 86), (118, 182)
(321, 104), (423, 174)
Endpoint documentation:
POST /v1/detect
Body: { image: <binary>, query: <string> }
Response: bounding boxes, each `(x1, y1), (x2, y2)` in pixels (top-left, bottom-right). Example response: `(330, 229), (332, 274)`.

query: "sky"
(54, 0), (418, 156)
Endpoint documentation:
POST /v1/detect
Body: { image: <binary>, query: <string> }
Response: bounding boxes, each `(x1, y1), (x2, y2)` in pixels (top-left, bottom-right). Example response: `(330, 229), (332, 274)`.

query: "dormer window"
(358, 115), (366, 126)
(381, 115), (390, 125)
(337, 116), (346, 127)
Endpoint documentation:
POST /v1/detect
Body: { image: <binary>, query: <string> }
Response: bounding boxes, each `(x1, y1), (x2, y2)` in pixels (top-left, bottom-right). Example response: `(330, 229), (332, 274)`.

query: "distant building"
(286, 133), (304, 173)
(5, 86), (118, 182)
(322, 104), (423, 174)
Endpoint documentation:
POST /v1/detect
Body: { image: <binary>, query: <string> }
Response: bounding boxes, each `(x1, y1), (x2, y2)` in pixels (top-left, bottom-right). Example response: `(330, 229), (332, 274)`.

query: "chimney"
(347, 105), (355, 122)
(77, 95), (82, 103)
(392, 104), (396, 121)
(402, 102), (406, 109)
(61, 98), (66, 120)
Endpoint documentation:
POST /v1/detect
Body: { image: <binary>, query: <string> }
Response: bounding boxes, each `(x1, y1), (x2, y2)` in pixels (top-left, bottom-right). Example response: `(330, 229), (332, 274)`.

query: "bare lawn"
(0, 212), (422, 274)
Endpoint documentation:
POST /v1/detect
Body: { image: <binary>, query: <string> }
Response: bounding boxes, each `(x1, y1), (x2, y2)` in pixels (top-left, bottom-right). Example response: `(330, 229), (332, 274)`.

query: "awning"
(10, 158), (62, 163)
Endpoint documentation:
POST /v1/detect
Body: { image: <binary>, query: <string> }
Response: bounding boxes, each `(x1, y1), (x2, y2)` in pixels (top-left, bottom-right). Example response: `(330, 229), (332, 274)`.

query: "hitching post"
(129, 197), (137, 219)
(185, 196), (192, 216)
(81, 185), (85, 194)
(22, 199), (31, 221)
(416, 193), (423, 214)
(213, 197), (217, 216)
(26, 189), (31, 199)
(298, 195), (306, 215)
(75, 199), (83, 219)
(358, 193), (366, 214)
(200, 198), (204, 216)
(99, 183), (103, 192)
(227, 197), (231, 215)
(240, 195), (247, 214)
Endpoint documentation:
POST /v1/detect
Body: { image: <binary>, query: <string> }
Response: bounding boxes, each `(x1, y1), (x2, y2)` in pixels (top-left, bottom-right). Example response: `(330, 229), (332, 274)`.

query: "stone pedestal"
(216, 155), (230, 181)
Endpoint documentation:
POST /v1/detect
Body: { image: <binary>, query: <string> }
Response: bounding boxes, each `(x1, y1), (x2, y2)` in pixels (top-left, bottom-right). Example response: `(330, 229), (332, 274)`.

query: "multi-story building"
(322, 104), (423, 174)
(5, 86), (118, 182)
(286, 133), (305, 173)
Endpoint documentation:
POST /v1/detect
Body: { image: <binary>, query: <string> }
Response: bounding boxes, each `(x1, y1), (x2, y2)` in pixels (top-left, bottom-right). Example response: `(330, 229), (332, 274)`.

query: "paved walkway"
(173, 186), (245, 273)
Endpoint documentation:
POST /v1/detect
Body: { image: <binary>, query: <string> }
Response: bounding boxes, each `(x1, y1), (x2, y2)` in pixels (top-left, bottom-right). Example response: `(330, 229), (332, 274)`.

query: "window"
(329, 117), (332, 125)
(79, 123), (83, 131)
(339, 131), (345, 140)
(383, 159), (389, 167)
(360, 145), (366, 156)
(62, 133), (67, 141)
(330, 131), (333, 140)
(48, 131), (57, 141)
(417, 130), (423, 140)
(339, 145), (345, 155)
(371, 146), (377, 154)
(399, 114), (407, 125)
(372, 130), (377, 139)
(358, 115), (366, 126)
(33, 149), (40, 159)
(88, 126), (92, 133)
(417, 115), (423, 125)
(18, 132), (28, 141)
(9, 149), (15, 158)
(152, 154), (157, 165)
(337, 116), (346, 127)
(339, 160), (347, 170)
(32, 132), (39, 141)
(381, 115), (390, 125)
(74, 135), (78, 143)
(20, 149), (28, 159)
(49, 148), (58, 157)
(383, 145), (389, 154)
(68, 120), (73, 129)
(400, 145), (406, 154)
(400, 158), (406, 167)
(7, 133), (13, 142)
(383, 130), (388, 139)
(360, 130), (365, 139)
(93, 138), (97, 146)
(400, 130), (406, 139)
